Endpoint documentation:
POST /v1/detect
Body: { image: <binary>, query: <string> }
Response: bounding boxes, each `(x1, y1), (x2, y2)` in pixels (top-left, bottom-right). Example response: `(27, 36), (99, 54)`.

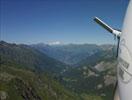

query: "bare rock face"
(104, 75), (116, 86)
(97, 84), (103, 89)
(94, 61), (117, 72)
(0, 72), (14, 82)
(13, 78), (41, 100)
(0, 91), (8, 100)
(94, 62), (106, 72)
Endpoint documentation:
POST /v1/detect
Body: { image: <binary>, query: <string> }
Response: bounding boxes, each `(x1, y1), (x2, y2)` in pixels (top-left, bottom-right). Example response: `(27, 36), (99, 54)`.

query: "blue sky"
(1, 0), (129, 44)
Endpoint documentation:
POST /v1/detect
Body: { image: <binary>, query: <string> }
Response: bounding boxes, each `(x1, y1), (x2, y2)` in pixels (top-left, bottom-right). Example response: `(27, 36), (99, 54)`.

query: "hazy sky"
(1, 0), (129, 44)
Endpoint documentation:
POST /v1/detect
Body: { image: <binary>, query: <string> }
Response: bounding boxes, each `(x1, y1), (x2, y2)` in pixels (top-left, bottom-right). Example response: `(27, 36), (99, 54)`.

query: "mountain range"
(31, 43), (116, 66)
(0, 41), (117, 100)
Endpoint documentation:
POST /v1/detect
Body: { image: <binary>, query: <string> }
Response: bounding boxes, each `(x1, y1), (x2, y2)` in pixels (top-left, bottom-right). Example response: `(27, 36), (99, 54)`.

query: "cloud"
(48, 41), (62, 45)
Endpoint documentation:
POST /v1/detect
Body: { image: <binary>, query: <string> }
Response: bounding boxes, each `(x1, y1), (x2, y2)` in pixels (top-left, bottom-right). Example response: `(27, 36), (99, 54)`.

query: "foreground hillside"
(0, 64), (80, 100)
